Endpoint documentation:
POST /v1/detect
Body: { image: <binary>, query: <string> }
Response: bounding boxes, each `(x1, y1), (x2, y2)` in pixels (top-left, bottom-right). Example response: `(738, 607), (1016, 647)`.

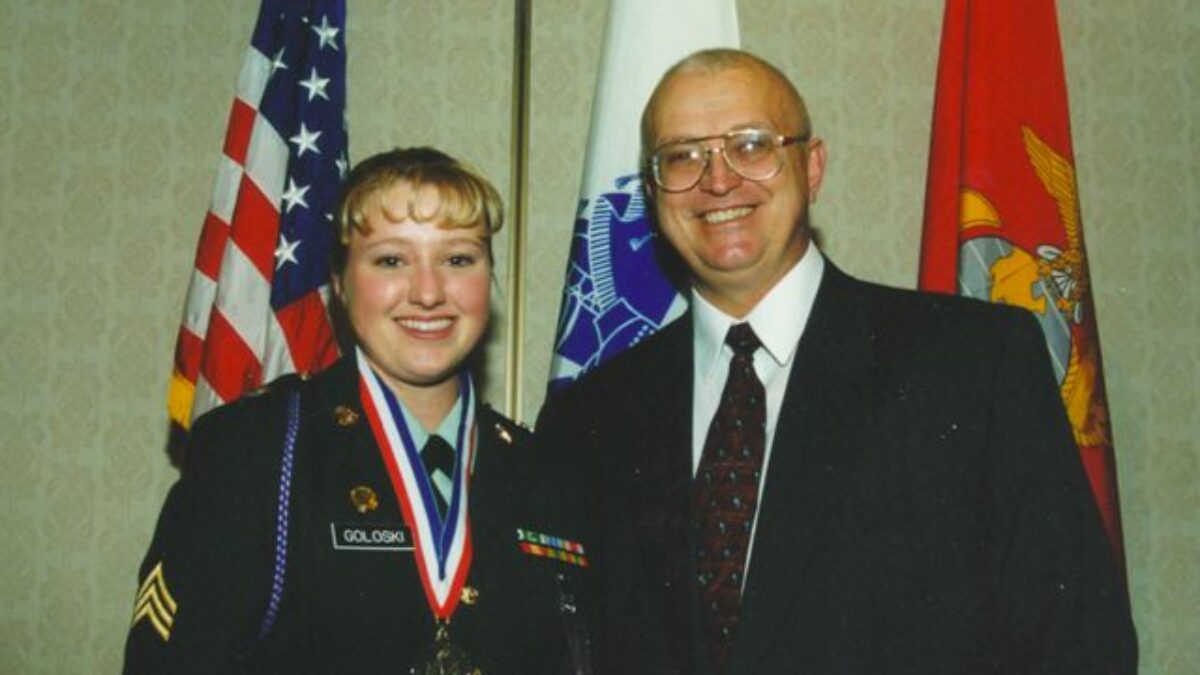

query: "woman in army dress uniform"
(123, 148), (592, 674)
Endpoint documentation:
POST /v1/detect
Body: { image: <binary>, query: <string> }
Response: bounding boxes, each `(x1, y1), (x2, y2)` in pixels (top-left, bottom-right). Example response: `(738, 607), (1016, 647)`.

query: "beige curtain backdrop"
(1, 1), (1195, 672)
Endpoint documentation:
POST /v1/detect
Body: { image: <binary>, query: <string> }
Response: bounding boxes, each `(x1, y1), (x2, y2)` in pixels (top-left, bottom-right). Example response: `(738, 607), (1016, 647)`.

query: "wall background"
(1, 1), (1196, 672)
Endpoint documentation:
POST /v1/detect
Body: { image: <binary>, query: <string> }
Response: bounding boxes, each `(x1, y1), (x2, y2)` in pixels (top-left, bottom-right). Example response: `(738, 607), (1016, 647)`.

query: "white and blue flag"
(548, 0), (740, 391)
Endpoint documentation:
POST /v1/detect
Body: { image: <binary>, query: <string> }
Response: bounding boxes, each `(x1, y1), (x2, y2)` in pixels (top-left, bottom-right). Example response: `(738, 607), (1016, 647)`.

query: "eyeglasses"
(649, 128), (808, 193)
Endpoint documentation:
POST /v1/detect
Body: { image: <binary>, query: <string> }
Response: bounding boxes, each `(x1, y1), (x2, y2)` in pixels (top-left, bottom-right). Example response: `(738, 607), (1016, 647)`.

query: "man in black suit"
(537, 49), (1135, 674)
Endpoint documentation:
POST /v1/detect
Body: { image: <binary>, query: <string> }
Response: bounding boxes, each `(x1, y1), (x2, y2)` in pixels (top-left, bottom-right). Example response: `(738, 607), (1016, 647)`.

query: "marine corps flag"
(920, 0), (1124, 560)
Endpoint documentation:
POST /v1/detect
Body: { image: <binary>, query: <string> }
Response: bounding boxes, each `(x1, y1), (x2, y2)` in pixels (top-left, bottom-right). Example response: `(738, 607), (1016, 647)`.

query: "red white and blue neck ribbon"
(355, 348), (475, 619)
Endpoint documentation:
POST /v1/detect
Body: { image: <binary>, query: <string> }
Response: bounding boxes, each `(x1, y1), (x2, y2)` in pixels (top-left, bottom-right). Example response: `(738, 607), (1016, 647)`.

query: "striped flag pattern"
(168, 0), (347, 431)
(547, 0), (740, 391)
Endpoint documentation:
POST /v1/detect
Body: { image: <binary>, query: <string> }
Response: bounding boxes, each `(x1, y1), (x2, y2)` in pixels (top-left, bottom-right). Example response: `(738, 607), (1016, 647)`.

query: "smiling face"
(647, 62), (826, 317)
(334, 180), (491, 400)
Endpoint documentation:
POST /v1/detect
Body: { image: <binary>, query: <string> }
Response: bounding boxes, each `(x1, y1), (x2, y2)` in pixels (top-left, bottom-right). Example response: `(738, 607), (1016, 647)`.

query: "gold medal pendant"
(411, 621), (479, 675)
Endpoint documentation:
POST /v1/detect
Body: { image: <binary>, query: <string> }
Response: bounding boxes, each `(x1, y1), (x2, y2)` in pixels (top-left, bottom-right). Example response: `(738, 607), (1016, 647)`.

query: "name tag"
(330, 522), (413, 552)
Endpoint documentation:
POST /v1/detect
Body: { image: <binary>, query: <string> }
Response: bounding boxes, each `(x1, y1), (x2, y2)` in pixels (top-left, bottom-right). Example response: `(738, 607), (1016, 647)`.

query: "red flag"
(920, 0), (1124, 561)
(167, 1), (347, 440)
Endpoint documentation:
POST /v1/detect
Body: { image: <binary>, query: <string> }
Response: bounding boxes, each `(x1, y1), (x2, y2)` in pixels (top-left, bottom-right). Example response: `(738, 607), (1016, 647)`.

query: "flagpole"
(504, 0), (532, 419)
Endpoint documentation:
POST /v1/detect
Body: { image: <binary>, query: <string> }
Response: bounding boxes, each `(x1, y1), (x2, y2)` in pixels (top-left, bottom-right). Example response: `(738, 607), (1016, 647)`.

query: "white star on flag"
(312, 15), (340, 51)
(167, 0), (347, 439)
(271, 47), (287, 74)
(299, 67), (330, 101)
(281, 178), (310, 213)
(275, 234), (301, 270)
(289, 122), (322, 156)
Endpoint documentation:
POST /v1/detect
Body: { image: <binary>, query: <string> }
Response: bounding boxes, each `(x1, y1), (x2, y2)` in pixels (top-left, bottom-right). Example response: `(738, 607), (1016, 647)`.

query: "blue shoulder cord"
(258, 389), (300, 640)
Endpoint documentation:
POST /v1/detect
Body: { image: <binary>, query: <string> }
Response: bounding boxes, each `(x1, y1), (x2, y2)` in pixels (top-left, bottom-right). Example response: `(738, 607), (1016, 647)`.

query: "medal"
(356, 349), (479, 671)
(411, 621), (480, 675)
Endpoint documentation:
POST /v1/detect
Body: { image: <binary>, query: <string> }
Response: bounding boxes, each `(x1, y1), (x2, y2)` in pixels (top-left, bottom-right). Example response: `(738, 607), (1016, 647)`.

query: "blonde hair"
(331, 147), (504, 272)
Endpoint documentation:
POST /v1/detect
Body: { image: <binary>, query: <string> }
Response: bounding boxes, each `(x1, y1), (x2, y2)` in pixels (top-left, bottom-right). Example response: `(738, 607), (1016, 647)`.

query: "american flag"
(167, 0), (346, 433)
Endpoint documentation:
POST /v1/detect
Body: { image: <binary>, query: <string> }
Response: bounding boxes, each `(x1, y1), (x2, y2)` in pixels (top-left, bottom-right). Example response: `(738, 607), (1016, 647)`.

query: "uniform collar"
(692, 245), (825, 382)
(358, 348), (469, 452)
(397, 394), (465, 449)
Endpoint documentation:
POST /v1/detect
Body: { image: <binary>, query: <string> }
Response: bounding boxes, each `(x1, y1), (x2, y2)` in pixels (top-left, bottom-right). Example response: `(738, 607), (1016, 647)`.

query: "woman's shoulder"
(180, 368), (334, 481)
(191, 358), (357, 435)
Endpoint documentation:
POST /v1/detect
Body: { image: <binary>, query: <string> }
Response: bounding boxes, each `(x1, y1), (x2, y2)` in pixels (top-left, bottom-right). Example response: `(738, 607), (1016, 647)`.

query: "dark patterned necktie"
(420, 434), (455, 517)
(694, 323), (766, 674)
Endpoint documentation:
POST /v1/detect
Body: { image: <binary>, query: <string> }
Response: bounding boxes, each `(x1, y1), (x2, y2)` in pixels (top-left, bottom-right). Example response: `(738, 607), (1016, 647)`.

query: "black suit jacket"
(125, 357), (592, 674)
(537, 262), (1135, 674)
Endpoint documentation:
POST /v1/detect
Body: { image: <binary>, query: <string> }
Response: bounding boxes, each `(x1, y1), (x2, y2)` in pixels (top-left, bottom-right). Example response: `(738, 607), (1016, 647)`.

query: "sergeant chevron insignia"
(130, 561), (177, 642)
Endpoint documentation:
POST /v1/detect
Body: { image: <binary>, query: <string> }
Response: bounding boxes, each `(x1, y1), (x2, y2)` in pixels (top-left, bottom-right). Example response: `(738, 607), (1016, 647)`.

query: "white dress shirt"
(690, 245), (824, 581)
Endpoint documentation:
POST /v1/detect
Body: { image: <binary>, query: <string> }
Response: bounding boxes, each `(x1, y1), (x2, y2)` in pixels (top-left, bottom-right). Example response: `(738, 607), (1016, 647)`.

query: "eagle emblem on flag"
(956, 126), (1108, 450)
(548, 174), (684, 390)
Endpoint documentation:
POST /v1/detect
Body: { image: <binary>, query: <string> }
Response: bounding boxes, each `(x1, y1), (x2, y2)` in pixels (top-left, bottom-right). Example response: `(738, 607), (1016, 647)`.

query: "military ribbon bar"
(516, 529), (589, 567)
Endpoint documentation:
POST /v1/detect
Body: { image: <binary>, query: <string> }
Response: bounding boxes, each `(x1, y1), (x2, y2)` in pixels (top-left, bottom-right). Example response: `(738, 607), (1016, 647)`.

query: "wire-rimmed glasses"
(649, 128), (808, 193)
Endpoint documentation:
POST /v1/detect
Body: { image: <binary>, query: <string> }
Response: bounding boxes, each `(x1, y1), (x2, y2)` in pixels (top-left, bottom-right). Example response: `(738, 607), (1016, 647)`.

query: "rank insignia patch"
(516, 528), (589, 567)
(131, 561), (177, 642)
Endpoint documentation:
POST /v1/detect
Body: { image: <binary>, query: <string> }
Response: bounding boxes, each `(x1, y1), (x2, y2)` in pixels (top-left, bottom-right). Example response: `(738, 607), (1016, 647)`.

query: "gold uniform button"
(349, 485), (379, 514)
(334, 405), (359, 427)
(460, 585), (479, 606)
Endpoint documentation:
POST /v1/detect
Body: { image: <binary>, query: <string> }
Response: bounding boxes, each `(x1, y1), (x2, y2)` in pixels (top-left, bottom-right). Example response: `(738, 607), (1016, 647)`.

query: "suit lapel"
(611, 316), (699, 660)
(731, 265), (879, 675)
